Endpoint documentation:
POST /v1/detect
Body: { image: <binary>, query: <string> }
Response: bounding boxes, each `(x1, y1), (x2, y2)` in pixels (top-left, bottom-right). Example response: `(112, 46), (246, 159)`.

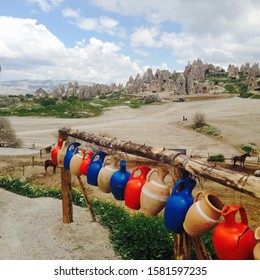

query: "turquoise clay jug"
(87, 151), (107, 186)
(110, 160), (131, 200)
(164, 178), (196, 233)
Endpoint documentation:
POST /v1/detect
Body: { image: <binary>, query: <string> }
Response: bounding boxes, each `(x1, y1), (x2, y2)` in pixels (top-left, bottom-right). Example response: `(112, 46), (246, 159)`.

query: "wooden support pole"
(174, 232), (192, 260)
(77, 176), (97, 222)
(61, 168), (73, 223)
(59, 128), (260, 200)
(191, 237), (212, 260)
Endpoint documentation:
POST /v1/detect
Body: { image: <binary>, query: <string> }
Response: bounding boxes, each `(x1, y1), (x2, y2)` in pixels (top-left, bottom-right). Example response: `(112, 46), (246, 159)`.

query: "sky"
(1, 0), (260, 85)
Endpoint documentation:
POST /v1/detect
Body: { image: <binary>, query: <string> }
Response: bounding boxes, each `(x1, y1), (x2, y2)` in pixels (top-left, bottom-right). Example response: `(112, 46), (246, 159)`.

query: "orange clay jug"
(97, 157), (120, 193)
(212, 205), (256, 260)
(79, 151), (94, 176)
(124, 165), (151, 210)
(140, 168), (170, 216)
(183, 190), (224, 237)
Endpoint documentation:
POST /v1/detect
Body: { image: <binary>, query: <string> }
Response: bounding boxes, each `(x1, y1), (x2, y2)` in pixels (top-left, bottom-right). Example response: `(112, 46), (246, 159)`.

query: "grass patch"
(207, 154), (225, 162)
(0, 177), (217, 260)
(194, 124), (221, 136)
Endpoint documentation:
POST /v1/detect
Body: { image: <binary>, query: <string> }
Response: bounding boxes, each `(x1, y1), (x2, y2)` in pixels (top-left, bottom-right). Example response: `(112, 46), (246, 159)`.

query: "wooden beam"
(59, 128), (260, 200)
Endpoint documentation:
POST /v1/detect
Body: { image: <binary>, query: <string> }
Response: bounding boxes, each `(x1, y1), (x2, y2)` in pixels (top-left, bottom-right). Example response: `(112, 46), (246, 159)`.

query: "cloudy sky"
(1, 0), (260, 85)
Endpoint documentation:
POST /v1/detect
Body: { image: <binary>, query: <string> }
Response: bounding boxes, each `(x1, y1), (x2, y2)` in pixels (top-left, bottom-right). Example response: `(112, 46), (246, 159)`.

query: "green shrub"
(207, 154), (225, 162)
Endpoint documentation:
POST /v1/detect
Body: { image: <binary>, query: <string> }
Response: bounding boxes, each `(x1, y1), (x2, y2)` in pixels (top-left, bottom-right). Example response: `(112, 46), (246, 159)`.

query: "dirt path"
(0, 188), (119, 260)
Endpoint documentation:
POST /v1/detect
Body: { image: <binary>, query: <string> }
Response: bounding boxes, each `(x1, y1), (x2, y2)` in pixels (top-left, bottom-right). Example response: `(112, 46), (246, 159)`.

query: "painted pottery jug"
(124, 165), (151, 210)
(57, 140), (69, 168)
(110, 160), (131, 200)
(79, 151), (94, 176)
(253, 227), (260, 260)
(183, 190), (224, 237)
(212, 205), (256, 260)
(70, 147), (85, 176)
(164, 177), (196, 233)
(87, 151), (107, 186)
(63, 142), (81, 170)
(97, 157), (120, 193)
(140, 168), (170, 216)
(51, 136), (63, 166)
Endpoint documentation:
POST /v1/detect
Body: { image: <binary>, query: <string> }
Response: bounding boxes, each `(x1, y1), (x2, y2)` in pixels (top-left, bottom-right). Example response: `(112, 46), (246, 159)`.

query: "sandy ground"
(0, 96), (260, 260)
(3, 96), (260, 156)
(0, 188), (119, 260)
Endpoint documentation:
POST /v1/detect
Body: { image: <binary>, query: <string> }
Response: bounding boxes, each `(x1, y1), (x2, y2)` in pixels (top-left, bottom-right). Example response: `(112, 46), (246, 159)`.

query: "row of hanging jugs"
(51, 139), (172, 215)
(52, 139), (259, 260)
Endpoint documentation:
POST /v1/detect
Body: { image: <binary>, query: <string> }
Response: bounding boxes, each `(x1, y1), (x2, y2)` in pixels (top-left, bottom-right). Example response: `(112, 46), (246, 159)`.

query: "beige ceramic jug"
(69, 147), (85, 176)
(253, 227), (260, 260)
(97, 157), (120, 193)
(140, 168), (170, 216)
(183, 190), (224, 237)
(57, 140), (69, 168)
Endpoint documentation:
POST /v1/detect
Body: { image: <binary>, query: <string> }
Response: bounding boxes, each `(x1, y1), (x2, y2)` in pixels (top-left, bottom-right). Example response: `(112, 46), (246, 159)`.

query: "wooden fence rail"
(59, 128), (260, 200)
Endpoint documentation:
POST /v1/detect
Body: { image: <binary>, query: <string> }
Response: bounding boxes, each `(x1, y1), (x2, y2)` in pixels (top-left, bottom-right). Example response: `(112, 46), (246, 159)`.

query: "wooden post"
(77, 176), (97, 222)
(174, 232), (192, 260)
(61, 168), (73, 223)
(191, 237), (212, 260)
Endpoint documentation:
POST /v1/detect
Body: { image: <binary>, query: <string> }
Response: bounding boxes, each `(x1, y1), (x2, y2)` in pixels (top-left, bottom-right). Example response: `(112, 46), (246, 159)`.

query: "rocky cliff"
(35, 59), (260, 98)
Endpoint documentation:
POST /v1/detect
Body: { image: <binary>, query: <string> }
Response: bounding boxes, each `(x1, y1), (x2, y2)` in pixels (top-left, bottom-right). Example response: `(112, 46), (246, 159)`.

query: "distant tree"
(192, 112), (206, 128)
(0, 117), (22, 147)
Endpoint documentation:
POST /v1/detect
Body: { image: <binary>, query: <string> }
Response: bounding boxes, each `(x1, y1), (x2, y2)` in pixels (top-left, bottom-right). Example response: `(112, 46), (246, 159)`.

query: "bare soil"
(0, 95), (260, 259)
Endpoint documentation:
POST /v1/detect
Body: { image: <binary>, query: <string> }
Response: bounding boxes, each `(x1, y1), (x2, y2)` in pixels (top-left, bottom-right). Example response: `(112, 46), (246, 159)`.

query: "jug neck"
(120, 160), (127, 172)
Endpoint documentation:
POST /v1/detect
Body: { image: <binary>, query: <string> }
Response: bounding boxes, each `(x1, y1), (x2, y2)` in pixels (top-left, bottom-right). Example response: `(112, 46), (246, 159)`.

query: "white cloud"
(0, 16), (141, 84)
(130, 26), (162, 48)
(28, 0), (63, 12)
(62, 7), (125, 37)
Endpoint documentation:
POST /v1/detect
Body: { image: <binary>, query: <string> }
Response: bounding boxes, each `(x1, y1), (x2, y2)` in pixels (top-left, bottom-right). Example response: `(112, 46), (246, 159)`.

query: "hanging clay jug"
(253, 227), (260, 260)
(57, 140), (69, 168)
(124, 165), (151, 210)
(51, 135), (63, 166)
(140, 168), (170, 216)
(69, 147), (85, 176)
(212, 205), (256, 260)
(87, 151), (107, 186)
(97, 157), (120, 193)
(110, 159), (131, 200)
(164, 177), (196, 233)
(63, 142), (81, 170)
(79, 151), (94, 176)
(183, 190), (224, 237)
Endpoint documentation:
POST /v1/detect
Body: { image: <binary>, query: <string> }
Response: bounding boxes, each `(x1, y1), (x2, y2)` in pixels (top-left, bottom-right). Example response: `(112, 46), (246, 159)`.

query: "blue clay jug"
(164, 177), (196, 233)
(110, 160), (131, 200)
(87, 151), (107, 186)
(63, 142), (81, 170)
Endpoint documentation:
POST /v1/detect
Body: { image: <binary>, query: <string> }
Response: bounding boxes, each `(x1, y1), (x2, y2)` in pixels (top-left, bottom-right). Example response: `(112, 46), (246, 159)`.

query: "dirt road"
(4, 96), (260, 157)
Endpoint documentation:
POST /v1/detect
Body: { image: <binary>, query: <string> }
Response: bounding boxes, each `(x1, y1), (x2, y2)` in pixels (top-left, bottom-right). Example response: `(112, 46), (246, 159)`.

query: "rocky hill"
(36, 59), (260, 99)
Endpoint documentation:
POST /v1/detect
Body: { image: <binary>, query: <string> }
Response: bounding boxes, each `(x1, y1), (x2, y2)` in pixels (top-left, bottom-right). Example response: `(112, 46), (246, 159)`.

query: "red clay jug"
(79, 151), (94, 176)
(124, 165), (151, 210)
(51, 135), (63, 166)
(212, 205), (256, 260)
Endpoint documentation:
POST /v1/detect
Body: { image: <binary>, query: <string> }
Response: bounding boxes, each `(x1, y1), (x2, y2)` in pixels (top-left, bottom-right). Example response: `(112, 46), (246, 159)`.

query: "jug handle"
(172, 179), (187, 194)
(222, 205), (248, 225)
(82, 151), (92, 160)
(146, 168), (158, 182)
(130, 166), (141, 180)
(194, 190), (206, 202)
(73, 146), (80, 155)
